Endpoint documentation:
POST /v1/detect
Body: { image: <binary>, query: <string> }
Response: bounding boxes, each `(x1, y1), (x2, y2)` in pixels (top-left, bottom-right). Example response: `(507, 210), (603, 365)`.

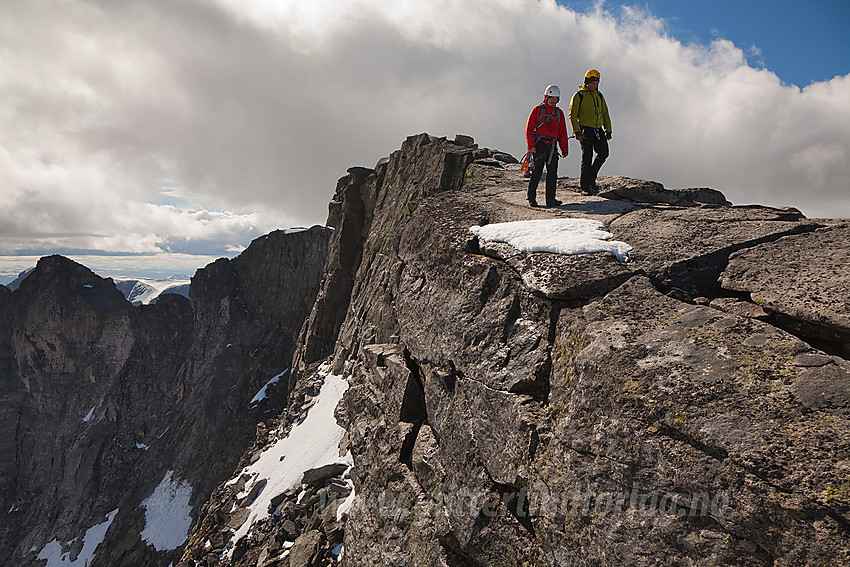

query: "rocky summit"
(1, 134), (848, 566)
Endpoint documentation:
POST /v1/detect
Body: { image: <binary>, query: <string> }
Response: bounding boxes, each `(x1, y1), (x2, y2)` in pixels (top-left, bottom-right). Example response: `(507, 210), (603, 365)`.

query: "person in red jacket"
(525, 85), (570, 207)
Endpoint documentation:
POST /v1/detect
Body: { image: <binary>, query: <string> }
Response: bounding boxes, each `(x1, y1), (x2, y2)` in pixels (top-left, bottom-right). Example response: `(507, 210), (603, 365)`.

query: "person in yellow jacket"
(569, 69), (612, 194)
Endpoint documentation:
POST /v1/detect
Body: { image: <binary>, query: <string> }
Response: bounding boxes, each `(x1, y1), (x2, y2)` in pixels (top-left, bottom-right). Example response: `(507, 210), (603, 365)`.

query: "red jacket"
(525, 103), (569, 154)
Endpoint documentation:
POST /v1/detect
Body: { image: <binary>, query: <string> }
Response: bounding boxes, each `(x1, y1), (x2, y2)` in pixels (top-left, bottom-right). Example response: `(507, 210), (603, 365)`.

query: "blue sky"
(562, 0), (850, 86)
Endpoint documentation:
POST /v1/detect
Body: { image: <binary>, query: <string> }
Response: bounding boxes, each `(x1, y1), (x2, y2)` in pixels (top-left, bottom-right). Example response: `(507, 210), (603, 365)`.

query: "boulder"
(595, 176), (731, 206)
(225, 508), (251, 531)
(301, 463), (348, 487)
(288, 530), (323, 567)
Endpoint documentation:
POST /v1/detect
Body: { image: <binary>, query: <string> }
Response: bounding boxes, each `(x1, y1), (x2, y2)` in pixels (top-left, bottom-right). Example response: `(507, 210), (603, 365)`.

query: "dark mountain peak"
(12, 254), (129, 316)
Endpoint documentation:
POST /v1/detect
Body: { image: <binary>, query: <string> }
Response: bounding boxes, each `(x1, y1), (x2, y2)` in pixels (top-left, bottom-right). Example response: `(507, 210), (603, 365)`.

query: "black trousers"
(580, 126), (609, 192)
(527, 138), (558, 204)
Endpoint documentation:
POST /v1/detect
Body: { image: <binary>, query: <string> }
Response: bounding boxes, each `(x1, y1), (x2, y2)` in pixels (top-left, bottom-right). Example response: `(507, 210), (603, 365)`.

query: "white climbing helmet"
(544, 85), (561, 98)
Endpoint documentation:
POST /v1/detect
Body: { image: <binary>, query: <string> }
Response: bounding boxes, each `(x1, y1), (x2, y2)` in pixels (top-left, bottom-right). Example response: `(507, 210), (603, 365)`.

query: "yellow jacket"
(569, 85), (612, 135)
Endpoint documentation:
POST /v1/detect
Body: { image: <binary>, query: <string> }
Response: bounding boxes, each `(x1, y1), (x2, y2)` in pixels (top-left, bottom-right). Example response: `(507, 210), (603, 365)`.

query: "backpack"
(533, 104), (562, 145)
(534, 104), (561, 132)
(572, 90), (606, 120)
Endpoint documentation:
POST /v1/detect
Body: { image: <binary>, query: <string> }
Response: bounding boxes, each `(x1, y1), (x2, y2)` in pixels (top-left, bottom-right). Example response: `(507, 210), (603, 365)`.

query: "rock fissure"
(632, 225), (850, 362)
(491, 480), (535, 535)
(646, 223), (823, 298)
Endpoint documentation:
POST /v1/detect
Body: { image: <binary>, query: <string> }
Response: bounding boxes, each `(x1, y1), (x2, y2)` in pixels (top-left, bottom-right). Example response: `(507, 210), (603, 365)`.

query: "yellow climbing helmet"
(585, 69), (600, 81)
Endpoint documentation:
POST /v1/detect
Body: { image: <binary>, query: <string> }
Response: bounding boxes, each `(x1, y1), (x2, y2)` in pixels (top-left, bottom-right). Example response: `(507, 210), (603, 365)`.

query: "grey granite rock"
(302, 463), (349, 487)
(289, 529), (323, 567)
(721, 224), (850, 354)
(592, 176), (732, 206)
(609, 205), (823, 294)
(6, 132), (848, 567)
(288, 135), (848, 566)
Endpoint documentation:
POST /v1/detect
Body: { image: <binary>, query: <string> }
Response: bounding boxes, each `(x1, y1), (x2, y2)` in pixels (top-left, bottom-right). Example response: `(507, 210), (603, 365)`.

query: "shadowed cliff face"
(0, 227), (330, 566)
(279, 134), (846, 566)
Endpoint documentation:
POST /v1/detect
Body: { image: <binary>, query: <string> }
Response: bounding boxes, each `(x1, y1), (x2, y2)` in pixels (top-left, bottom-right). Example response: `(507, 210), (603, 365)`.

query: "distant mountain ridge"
(7, 266), (190, 306)
(1, 134), (847, 566)
(3, 267), (33, 291)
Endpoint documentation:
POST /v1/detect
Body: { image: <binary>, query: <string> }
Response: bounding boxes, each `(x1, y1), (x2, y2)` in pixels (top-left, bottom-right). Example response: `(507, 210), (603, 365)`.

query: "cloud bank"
(1, 0), (848, 258)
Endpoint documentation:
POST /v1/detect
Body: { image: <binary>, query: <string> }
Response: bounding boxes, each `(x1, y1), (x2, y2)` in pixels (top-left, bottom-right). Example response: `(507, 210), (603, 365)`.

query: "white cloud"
(0, 0), (847, 260)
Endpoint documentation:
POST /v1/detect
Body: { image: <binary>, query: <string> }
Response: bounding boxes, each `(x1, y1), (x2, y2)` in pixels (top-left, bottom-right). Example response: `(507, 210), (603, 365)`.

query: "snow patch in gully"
(224, 364), (351, 556)
(140, 470), (194, 552)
